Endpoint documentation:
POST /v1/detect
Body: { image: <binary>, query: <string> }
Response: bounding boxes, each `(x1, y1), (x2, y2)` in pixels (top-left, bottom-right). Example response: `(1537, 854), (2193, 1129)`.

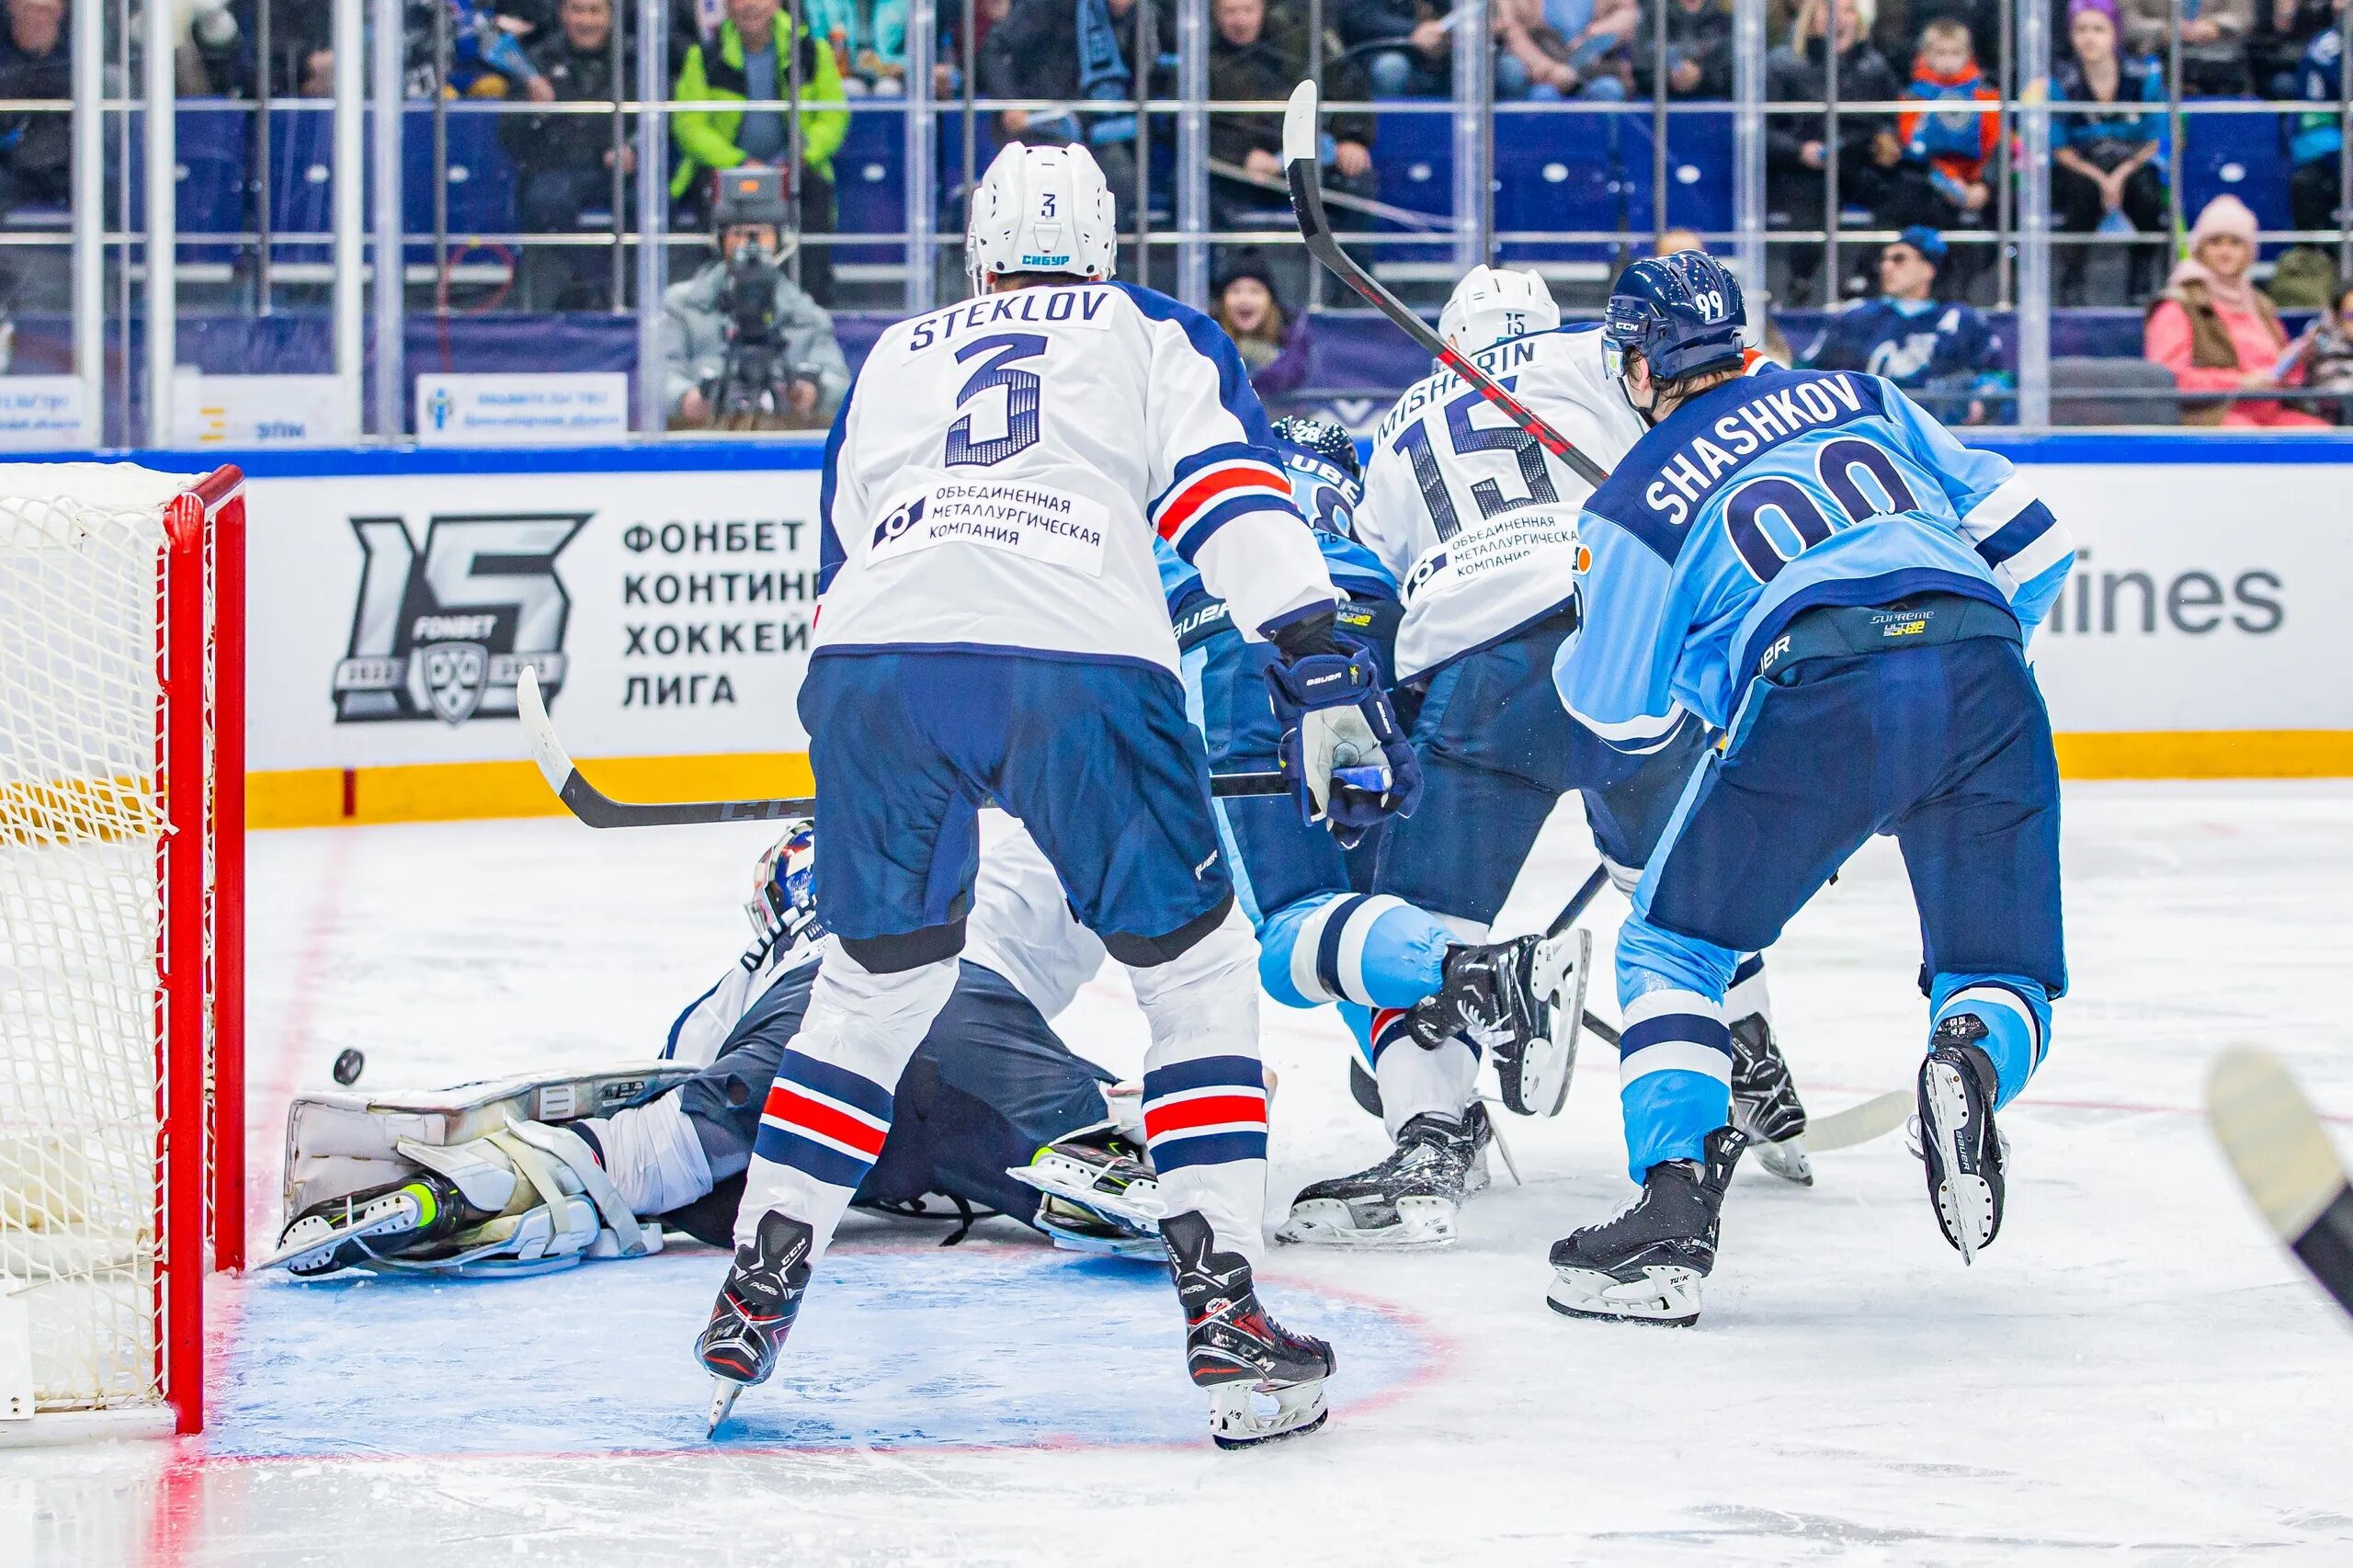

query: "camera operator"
(664, 167), (850, 432)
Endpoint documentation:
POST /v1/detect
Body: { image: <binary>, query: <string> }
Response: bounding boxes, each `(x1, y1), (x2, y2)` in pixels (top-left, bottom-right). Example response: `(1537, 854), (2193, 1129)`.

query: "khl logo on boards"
(333, 513), (588, 725)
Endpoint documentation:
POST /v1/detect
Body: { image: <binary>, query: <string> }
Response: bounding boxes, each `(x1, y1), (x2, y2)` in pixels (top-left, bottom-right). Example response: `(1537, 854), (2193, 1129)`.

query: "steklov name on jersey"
(817, 280), (1334, 674)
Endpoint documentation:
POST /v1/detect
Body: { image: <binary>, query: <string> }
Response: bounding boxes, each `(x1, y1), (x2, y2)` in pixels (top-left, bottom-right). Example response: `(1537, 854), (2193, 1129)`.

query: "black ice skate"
(1162, 1210), (1335, 1449)
(266, 1169), (477, 1276)
(1275, 1103), (1495, 1248)
(696, 1210), (813, 1436)
(1919, 1017), (2006, 1264)
(1730, 1012), (1813, 1187)
(1547, 1125), (1747, 1326)
(1404, 936), (1574, 1116)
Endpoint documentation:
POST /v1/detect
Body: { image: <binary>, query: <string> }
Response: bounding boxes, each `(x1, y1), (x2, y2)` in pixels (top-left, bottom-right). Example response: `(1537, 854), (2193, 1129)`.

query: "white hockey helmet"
(965, 142), (1119, 295)
(1439, 265), (1560, 354)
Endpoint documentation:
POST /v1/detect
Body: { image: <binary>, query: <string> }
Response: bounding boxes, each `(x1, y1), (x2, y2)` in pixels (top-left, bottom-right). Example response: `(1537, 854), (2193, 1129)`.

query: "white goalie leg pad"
(1127, 906), (1269, 1264)
(383, 1117), (654, 1274)
(276, 1062), (697, 1234)
(579, 1093), (714, 1218)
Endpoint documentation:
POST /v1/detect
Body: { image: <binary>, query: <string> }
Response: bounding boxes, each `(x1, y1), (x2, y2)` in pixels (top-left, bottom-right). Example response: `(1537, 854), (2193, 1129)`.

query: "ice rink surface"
(14, 780), (2353, 1567)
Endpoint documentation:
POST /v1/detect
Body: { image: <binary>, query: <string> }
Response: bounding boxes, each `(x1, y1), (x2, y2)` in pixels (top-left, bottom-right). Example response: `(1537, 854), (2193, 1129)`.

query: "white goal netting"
(0, 465), (201, 1415)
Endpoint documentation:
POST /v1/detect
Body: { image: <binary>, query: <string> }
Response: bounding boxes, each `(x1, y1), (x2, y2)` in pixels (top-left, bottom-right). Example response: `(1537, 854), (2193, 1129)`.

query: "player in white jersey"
(694, 142), (1420, 1450)
(1280, 267), (1813, 1244)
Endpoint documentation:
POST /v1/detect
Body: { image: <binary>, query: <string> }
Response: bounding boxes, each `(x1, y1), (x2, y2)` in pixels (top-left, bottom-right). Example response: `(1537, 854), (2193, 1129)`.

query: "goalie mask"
(745, 819), (824, 970)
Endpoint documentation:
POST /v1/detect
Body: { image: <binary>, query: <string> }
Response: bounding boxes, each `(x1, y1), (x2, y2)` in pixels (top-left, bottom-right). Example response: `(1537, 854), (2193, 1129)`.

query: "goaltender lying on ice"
(258, 818), (1184, 1280)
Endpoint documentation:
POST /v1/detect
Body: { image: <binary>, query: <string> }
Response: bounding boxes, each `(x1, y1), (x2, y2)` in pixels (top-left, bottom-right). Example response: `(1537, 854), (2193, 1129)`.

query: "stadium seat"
(1495, 105), (1626, 264)
(2050, 355), (2181, 426)
(2179, 101), (2292, 234)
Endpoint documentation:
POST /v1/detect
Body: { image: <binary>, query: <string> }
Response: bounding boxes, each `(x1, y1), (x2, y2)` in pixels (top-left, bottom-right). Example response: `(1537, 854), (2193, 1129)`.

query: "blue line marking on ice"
(210, 1243), (1433, 1457)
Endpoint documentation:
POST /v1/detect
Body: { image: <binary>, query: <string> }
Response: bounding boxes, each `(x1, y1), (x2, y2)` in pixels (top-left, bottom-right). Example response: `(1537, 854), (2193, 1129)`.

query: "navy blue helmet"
(1602, 251), (1746, 386)
(1271, 415), (1364, 539)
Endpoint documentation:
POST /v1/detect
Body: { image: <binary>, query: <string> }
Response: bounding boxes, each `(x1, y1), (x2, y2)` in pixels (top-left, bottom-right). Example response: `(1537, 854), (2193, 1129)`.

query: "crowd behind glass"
(6, 0), (2351, 426)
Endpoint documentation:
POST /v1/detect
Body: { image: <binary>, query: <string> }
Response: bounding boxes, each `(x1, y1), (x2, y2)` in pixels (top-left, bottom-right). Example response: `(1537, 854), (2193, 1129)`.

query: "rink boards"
(24, 433), (2353, 827)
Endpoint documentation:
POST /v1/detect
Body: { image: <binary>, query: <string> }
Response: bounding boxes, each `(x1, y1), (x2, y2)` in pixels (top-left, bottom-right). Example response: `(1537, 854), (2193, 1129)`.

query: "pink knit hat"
(2188, 194), (2259, 249)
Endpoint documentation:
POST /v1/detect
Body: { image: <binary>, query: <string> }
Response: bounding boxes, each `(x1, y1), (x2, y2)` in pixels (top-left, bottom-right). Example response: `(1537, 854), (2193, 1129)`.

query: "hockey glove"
(1263, 617), (1422, 848)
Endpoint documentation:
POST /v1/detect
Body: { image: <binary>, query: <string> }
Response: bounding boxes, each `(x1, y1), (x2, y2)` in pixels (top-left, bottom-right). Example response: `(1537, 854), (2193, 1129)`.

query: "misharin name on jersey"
(1629, 371), (1875, 532)
(900, 287), (1117, 352)
(1373, 336), (1546, 443)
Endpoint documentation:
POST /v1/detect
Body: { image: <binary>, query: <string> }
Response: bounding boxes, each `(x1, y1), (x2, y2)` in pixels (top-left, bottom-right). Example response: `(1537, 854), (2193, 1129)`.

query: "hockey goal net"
(0, 463), (244, 1437)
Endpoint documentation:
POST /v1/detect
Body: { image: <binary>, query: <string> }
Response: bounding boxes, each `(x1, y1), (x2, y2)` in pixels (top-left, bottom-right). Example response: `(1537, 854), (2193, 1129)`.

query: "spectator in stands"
(664, 168), (850, 430)
(935, 0), (1010, 97)
(980, 0), (1171, 220)
(1801, 225), (2011, 423)
(2145, 194), (2332, 426)
(806, 0), (908, 95)
(2253, 0), (2339, 97)
(1495, 0), (1636, 101)
(501, 0), (633, 311)
(1211, 250), (1311, 400)
(2052, 0), (2168, 304)
(1766, 0), (1904, 303)
(673, 0), (851, 306)
(0, 0), (68, 215)
(1633, 0), (1735, 101)
(2305, 279), (2353, 421)
(1209, 0), (1375, 234)
(2289, 3), (2345, 241)
(2120, 0), (2253, 95)
(1882, 15), (1998, 281)
(1346, 0), (1452, 98)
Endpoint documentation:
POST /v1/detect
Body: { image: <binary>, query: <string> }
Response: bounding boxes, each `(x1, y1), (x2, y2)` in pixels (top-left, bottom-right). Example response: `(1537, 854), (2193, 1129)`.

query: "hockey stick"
(1281, 80), (1610, 491)
(2208, 1046), (2353, 1319)
(517, 667), (1294, 830)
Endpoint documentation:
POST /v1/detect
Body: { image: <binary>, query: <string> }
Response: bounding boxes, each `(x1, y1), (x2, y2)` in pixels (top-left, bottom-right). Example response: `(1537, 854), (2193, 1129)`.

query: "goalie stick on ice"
(516, 666), (1301, 829)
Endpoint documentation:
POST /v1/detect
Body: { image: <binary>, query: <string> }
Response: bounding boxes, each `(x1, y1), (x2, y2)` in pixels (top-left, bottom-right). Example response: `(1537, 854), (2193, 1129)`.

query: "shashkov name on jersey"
(1642, 372), (1870, 528)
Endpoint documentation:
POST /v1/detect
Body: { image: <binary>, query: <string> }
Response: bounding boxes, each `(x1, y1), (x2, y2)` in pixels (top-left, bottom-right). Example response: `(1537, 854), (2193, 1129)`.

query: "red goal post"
(0, 462), (244, 1439)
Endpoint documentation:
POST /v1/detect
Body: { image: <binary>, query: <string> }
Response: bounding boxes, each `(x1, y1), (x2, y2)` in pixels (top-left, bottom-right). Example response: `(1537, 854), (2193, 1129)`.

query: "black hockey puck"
(332, 1049), (365, 1086)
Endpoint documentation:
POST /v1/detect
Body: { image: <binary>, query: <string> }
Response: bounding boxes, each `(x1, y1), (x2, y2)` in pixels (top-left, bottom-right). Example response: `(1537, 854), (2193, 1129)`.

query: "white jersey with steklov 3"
(1358, 324), (1647, 684)
(814, 280), (1336, 672)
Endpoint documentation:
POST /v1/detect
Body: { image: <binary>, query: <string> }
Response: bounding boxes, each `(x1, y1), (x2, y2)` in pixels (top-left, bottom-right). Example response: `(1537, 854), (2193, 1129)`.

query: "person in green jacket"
(673, 0), (852, 304)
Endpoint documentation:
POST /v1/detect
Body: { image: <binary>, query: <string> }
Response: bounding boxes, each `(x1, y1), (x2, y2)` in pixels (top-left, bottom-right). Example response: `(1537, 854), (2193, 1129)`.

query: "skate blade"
(705, 1378), (745, 1437)
(1274, 1195), (1458, 1249)
(1006, 1153), (1165, 1230)
(1545, 1265), (1701, 1326)
(1511, 928), (1589, 1117)
(262, 1192), (426, 1275)
(1756, 1137), (1814, 1187)
(1209, 1379), (1331, 1449)
(1923, 1062), (1995, 1264)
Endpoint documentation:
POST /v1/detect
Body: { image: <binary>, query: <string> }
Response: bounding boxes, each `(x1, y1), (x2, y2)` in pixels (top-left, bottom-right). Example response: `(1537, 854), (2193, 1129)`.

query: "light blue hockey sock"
(1928, 974), (2052, 1110)
(1257, 892), (1451, 1010)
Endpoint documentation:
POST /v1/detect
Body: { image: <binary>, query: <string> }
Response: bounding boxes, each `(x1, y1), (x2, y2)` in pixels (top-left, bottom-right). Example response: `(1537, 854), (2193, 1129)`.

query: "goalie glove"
(1263, 612), (1423, 849)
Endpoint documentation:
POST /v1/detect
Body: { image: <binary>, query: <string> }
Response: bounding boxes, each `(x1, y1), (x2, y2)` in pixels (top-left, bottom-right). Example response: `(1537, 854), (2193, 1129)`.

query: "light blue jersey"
(1555, 366), (2074, 751)
(1157, 522), (1398, 618)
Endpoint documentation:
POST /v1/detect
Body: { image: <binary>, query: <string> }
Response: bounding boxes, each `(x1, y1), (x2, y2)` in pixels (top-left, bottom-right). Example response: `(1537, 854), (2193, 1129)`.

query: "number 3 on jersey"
(946, 332), (1046, 467)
